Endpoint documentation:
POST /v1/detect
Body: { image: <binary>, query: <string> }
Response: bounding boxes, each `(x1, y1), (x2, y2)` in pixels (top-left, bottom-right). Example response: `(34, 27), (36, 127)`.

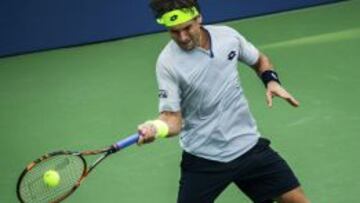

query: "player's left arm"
(251, 52), (300, 108)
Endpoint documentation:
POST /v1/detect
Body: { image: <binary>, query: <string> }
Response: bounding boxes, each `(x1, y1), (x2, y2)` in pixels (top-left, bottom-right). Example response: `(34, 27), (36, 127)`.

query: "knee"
(276, 187), (310, 203)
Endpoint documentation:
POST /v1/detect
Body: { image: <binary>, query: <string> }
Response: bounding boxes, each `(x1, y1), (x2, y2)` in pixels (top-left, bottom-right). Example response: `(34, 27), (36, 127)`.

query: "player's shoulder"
(157, 40), (178, 63)
(205, 25), (243, 38)
(155, 41), (177, 72)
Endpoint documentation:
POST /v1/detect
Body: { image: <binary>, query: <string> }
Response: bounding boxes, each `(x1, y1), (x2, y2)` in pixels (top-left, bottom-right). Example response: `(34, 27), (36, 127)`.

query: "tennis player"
(137, 0), (310, 202)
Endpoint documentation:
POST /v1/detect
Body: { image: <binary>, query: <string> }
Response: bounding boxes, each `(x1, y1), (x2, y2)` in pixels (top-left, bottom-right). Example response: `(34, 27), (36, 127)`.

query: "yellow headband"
(156, 7), (199, 27)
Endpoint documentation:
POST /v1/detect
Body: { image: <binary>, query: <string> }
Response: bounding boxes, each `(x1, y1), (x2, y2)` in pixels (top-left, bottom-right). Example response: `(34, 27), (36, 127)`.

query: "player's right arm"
(138, 50), (182, 145)
(158, 111), (182, 136)
(137, 111), (182, 145)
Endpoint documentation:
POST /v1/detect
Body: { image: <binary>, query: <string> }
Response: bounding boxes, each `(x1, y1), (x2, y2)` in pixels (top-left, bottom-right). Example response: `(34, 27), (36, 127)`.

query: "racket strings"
(19, 154), (85, 203)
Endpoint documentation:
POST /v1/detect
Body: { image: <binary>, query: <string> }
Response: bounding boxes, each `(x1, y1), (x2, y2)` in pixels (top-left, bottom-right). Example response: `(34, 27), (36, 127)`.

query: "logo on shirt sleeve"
(159, 89), (168, 98)
(227, 50), (237, 60)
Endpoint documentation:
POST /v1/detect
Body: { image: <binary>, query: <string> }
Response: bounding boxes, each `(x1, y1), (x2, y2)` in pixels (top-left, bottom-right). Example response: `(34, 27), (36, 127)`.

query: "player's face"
(168, 17), (202, 51)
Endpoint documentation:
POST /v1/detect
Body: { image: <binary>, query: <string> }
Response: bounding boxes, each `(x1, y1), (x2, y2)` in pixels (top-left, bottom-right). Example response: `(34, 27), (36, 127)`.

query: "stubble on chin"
(178, 41), (196, 51)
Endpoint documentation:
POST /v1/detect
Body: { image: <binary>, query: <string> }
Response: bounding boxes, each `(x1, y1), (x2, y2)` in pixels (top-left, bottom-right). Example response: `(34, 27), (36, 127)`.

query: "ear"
(196, 15), (203, 24)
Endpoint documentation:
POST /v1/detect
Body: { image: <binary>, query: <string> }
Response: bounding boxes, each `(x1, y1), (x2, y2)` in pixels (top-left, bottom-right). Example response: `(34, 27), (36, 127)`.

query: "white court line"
(260, 28), (360, 50)
(287, 116), (317, 127)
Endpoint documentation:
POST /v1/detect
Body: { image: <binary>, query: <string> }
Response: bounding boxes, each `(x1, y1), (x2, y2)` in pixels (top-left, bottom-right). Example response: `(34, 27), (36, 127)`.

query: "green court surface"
(1, 1), (359, 202)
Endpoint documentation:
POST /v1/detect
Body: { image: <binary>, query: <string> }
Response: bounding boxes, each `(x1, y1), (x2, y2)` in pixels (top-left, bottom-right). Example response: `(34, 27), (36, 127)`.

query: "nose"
(178, 30), (190, 42)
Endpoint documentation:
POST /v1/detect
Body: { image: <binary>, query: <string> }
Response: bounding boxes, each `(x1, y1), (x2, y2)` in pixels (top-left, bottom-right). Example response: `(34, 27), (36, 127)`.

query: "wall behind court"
(0, 0), (341, 57)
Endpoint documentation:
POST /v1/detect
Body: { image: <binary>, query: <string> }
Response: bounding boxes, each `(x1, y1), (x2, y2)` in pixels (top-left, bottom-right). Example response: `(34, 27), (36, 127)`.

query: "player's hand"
(137, 122), (157, 145)
(266, 81), (300, 108)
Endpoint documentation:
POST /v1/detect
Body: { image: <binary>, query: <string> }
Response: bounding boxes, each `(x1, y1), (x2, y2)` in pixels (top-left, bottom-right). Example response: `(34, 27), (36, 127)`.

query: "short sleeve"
(156, 59), (181, 112)
(236, 33), (260, 66)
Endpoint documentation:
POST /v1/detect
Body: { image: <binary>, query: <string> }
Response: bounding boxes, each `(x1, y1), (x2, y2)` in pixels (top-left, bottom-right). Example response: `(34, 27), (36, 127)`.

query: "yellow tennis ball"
(43, 170), (60, 187)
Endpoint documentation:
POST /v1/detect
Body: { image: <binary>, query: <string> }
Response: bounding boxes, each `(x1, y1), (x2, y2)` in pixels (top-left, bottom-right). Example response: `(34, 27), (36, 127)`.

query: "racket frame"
(16, 133), (139, 203)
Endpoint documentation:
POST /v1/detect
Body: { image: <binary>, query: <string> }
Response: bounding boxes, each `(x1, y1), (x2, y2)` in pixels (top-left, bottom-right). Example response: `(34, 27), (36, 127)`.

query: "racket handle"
(113, 133), (139, 151)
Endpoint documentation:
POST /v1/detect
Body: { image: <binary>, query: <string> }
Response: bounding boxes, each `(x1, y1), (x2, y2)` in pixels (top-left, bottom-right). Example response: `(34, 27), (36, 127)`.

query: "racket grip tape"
(113, 133), (139, 151)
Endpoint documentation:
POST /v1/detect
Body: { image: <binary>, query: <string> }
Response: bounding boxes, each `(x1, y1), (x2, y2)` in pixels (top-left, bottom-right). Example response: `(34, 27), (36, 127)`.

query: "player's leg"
(177, 151), (233, 203)
(274, 187), (310, 203)
(233, 138), (309, 203)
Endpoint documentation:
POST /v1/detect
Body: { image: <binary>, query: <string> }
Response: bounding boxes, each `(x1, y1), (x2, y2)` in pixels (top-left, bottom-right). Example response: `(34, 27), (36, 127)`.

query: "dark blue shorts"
(177, 138), (300, 203)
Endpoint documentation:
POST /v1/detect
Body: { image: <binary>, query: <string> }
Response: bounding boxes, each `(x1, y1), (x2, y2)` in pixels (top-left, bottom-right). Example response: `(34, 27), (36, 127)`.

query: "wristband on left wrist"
(260, 70), (281, 87)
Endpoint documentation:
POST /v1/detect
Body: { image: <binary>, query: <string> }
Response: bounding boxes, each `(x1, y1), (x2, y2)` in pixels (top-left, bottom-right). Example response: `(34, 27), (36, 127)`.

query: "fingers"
(266, 90), (273, 108)
(137, 123), (157, 146)
(266, 84), (300, 108)
(277, 90), (300, 107)
(286, 96), (300, 107)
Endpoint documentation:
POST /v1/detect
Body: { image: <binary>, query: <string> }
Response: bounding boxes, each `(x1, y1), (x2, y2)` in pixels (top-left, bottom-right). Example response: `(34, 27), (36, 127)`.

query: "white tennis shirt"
(156, 25), (261, 162)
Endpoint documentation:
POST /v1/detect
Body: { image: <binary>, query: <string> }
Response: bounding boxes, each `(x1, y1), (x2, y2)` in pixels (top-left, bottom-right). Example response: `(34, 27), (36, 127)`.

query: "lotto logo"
(170, 15), (178, 21)
(228, 50), (236, 60)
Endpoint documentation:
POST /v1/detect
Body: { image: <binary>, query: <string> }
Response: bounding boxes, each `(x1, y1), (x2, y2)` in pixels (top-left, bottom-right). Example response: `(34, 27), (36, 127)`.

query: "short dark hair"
(149, 0), (200, 18)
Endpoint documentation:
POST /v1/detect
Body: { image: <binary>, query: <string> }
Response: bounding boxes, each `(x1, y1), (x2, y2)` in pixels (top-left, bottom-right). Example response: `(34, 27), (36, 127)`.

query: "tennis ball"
(43, 170), (60, 187)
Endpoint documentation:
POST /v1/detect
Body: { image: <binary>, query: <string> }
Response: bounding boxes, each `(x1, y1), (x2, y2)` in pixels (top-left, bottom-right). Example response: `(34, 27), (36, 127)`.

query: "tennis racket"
(16, 133), (139, 203)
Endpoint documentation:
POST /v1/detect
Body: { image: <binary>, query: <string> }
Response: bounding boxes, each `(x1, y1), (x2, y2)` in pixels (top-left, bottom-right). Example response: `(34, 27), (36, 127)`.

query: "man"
(137, 0), (310, 202)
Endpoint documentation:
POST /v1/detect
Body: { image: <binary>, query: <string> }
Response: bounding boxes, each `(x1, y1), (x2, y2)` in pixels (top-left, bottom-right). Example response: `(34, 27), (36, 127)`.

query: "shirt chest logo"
(227, 50), (237, 60)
